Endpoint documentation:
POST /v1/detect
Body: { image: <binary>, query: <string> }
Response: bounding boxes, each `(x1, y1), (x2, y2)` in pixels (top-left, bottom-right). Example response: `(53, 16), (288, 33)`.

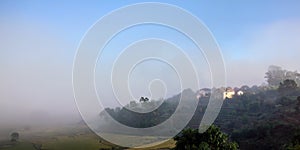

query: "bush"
(173, 125), (238, 150)
(10, 132), (19, 142)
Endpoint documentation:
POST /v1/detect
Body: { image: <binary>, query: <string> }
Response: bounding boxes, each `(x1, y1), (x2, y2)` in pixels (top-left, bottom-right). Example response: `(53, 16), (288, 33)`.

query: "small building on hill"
(223, 87), (235, 99)
(237, 90), (244, 96)
(197, 88), (211, 99)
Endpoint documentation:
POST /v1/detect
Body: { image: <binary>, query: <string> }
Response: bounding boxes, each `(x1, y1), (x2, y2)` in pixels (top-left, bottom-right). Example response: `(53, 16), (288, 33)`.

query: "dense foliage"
(173, 126), (238, 150)
(10, 132), (19, 142)
(100, 93), (179, 128)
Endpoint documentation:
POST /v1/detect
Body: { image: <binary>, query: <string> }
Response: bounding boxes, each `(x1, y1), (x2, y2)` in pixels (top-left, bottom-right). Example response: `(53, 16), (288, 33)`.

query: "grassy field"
(0, 125), (175, 150)
(0, 142), (35, 150)
(0, 136), (175, 150)
(127, 140), (176, 150)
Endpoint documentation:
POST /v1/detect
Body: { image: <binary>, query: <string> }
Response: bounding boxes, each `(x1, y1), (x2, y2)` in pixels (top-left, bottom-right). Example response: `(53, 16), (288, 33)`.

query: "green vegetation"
(0, 142), (34, 150)
(173, 125), (238, 150)
(100, 65), (300, 149)
(101, 89), (197, 128)
(214, 66), (300, 149)
(265, 65), (300, 87)
(0, 134), (123, 150)
(10, 133), (19, 142)
(0, 128), (175, 150)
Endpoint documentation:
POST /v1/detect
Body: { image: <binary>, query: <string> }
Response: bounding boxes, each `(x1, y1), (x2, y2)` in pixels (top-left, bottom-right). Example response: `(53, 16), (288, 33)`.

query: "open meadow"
(0, 124), (175, 150)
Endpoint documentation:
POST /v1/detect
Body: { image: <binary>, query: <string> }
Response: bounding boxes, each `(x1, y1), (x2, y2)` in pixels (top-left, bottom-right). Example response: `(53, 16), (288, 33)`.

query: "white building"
(223, 88), (235, 99)
(237, 90), (244, 96)
(197, 88), (211, 99)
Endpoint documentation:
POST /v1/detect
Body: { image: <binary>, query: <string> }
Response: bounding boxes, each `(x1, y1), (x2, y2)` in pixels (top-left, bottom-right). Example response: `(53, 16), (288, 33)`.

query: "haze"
(1, 1), (300, 128)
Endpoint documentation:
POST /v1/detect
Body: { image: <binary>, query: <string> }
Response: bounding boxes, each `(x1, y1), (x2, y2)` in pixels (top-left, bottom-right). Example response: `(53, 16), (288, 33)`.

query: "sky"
(1, 0), (300, 125)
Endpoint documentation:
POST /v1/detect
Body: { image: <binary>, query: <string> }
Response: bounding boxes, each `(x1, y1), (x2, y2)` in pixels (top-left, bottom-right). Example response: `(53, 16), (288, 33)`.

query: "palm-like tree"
(139, 97), (149, 103)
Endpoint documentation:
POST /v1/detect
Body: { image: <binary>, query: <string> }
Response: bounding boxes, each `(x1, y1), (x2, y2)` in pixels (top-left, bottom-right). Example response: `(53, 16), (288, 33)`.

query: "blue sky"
(1, 0), (300, 65)
(2, 1), (300, 42)
(1, 1), (300, 122)
(1, 0), (300, 57)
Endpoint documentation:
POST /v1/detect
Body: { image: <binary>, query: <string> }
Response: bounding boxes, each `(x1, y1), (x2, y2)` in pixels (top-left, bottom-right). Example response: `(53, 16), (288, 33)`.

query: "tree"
(278, 79), (297, 96)
(240, 85), (250, 91)
(286, 131), (300, 150)
(10, 132), (19, 142)
(286, 71), (300, 86)
(139, 97), (149, 103)
(173, 125), (238, 150)
(265, 65), (286, 87)
(129, 101), (138, 108)
(265, 65), (300, 87)
(279, 79), (297, 89)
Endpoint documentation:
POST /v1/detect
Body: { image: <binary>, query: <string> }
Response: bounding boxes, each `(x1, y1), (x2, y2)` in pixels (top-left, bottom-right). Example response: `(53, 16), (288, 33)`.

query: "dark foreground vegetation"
(173, 125), (238, 150)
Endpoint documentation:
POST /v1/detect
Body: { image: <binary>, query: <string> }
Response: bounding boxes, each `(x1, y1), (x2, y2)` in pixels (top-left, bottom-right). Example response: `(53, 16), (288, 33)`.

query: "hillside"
(100, 84), (300, 149)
